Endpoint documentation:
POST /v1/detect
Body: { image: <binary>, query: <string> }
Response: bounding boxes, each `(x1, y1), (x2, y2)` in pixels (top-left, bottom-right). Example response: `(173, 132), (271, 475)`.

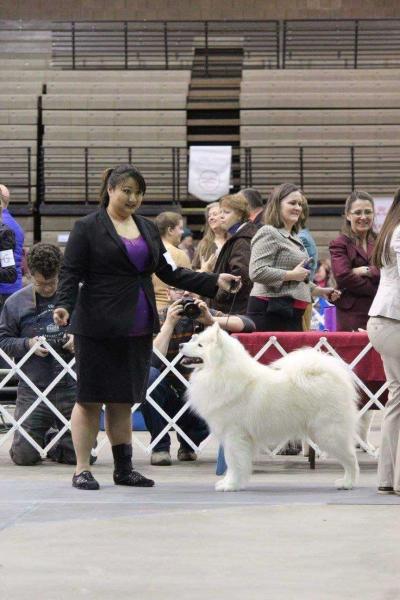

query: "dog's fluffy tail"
(271, 347), (359, 408)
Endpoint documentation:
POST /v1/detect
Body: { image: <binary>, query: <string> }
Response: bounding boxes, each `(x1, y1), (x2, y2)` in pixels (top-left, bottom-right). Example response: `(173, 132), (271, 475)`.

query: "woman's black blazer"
(56, 207), (219, 338)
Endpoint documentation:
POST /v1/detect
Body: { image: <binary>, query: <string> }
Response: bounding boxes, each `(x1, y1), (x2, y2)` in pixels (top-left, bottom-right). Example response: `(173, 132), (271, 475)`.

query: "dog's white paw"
(335, 477), (353, 490)
(215, 479), (241, 492)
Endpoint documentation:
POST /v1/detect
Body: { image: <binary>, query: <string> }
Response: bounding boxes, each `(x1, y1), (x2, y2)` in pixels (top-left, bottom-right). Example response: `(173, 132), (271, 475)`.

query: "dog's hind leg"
(215, 433), (253, 492)
(332, 446), (359, 490)
(312, 427), (359, 490)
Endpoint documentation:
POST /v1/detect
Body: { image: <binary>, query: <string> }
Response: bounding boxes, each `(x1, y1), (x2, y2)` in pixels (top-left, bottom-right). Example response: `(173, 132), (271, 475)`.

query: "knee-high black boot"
(112, 443), (154, 487)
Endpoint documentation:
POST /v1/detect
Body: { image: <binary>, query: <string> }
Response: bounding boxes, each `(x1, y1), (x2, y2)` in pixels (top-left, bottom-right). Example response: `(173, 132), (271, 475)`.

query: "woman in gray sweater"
(247, 183), (339, 332)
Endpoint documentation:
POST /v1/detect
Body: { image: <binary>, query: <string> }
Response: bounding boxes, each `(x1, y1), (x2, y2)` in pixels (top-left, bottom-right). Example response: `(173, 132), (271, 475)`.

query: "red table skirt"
(233, 331), (385, 383)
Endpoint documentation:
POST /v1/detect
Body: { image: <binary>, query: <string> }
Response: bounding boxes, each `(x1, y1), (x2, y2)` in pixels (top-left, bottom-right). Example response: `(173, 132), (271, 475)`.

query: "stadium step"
(185, 46), (242, 231)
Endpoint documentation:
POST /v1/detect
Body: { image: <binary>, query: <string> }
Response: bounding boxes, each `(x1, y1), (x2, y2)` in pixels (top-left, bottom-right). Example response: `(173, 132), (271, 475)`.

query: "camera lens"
(181, 298), (201, 320)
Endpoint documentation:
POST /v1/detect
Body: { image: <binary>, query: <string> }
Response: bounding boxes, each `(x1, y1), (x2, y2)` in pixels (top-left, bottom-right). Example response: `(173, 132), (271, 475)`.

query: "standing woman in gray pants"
(367, 188), (400, 495)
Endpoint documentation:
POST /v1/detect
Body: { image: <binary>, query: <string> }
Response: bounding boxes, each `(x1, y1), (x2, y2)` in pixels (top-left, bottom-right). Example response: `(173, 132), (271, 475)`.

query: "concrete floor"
(1, 427), (400, 600)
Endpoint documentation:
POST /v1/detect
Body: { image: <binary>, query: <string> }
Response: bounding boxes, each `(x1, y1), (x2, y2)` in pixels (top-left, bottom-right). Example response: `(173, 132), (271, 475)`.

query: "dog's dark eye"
(198, 343), (203, 347)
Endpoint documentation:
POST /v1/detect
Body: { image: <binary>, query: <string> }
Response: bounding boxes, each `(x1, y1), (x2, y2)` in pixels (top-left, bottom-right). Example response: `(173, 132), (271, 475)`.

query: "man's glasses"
(349, 209), (374, 217)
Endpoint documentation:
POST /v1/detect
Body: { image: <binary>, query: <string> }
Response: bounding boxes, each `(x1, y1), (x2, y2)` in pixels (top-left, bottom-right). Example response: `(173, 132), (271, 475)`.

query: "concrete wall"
(1, 0), (400, 21)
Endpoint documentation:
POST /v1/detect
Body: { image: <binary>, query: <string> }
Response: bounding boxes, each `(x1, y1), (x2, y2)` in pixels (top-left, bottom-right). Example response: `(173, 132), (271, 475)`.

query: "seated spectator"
(141, 286), (255, 466)
(0, 243), (91, 466)
(241, 187), (266, 228)
(152, 212), (191, 310)
(210, 192), (259, 314)
(179, 227), (196, 264)
(192, 202), (227, 273)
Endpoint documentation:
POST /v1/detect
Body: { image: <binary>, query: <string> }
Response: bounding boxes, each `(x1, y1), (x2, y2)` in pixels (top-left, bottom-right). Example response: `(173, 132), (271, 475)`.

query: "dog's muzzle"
(180, 356), (203, 367)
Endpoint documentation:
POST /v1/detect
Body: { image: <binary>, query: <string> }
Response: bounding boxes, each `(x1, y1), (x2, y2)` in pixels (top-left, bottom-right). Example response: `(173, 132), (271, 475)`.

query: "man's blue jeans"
(141, 366), (209, 452)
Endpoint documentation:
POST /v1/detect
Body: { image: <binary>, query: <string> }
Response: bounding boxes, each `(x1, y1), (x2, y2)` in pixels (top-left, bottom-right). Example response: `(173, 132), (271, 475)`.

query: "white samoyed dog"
(180, 323), (360, 492)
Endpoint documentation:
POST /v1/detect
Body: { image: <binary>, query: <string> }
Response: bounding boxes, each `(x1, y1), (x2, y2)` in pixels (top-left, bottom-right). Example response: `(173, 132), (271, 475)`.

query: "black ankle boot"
(112, 443), (155, 488)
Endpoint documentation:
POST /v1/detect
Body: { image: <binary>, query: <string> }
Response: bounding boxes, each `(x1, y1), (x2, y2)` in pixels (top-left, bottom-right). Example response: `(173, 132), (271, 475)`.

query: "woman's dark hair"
(99, 163), (146, 207)
(372, 188), (400, 268)
(240, 188), (265, 209)
(341, 190), (376, 243)
(263, 182), (303, 233)
(27, 243), (63, 278)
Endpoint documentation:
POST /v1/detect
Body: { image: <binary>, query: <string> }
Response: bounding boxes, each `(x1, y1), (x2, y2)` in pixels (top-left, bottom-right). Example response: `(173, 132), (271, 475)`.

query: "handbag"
(266, 296), (294, 319)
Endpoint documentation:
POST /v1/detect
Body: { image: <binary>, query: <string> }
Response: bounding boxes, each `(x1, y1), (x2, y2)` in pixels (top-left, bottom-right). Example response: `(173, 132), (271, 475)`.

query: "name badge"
(0, 249), (15, 268)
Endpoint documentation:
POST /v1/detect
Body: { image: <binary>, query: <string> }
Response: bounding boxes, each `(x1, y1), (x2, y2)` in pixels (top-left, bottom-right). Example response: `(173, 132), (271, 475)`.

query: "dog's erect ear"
(209, 321), (221, 341)
(213, 322), (221, 333)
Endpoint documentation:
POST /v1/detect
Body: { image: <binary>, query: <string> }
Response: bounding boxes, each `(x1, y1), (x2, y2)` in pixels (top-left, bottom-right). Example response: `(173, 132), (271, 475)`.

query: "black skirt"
(74, 334), (153, 404)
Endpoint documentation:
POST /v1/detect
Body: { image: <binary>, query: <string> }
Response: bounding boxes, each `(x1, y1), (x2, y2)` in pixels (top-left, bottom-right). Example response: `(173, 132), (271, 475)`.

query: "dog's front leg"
(215, 434), (253, 492)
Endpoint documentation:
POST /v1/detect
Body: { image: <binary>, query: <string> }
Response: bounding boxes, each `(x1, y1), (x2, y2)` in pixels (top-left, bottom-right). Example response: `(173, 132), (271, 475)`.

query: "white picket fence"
(0, 334), (387, 460)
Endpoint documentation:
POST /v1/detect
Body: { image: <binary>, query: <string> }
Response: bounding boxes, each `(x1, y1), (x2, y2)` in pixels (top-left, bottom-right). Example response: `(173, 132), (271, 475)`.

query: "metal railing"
(39, 146), (187, 206)
(37, 145), (400, 206)
(2, 19), (400, 71)
(51, 20), (280, 73)
(0, 147), (33, 205)
(241, 145), (400, 202)
(49, 19), (400, 71)
(282, 19), (400, 69)
(1, 144), (400, 212)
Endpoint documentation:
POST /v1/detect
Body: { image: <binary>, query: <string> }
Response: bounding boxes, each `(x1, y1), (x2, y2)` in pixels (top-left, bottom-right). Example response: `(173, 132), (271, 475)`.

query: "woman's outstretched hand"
(53, 307), (70, 327)
(315, 287), (342, 302)
(217, 274), (242, 293)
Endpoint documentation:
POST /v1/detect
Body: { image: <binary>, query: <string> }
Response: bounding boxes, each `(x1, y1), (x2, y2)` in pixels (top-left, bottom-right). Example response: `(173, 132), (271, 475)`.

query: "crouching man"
(0, 243), (83, 466)
(141, 286), (255, 465)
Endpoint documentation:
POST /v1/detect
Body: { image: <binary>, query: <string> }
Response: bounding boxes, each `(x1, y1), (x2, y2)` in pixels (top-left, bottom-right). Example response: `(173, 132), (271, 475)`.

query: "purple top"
(122, 236), (153, 336)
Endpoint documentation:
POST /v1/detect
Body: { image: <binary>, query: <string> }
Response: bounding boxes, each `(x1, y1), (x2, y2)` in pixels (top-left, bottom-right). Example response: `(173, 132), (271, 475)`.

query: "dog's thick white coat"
(181, 324), (360, 492)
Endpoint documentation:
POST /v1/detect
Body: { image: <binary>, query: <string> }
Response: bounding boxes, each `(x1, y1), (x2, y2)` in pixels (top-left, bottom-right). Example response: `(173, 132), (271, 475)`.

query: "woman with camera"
(247, 183), (340, 332)
(142, 286), (255, 466)
(53, 163), (240, 491)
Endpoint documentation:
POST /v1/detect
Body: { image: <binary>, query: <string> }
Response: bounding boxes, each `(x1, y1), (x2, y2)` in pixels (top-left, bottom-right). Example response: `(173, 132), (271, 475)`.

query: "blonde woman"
(192, 202), (227, 273)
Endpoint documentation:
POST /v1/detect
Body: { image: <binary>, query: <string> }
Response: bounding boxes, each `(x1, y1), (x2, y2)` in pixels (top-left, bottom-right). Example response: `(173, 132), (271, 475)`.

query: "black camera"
(180, 298), (201, 320)
(43, 325), (68, 350)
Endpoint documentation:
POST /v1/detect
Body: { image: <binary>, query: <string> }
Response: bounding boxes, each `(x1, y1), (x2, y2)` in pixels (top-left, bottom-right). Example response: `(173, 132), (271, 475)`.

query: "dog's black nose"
(179, 344), (184, 351)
